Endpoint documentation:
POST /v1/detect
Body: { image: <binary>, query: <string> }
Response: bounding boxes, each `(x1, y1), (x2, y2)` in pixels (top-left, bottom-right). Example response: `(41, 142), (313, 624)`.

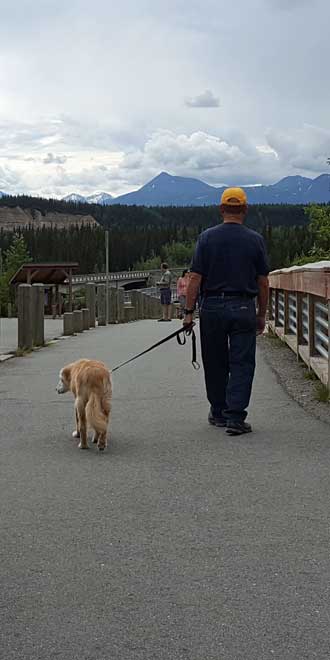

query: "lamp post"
(105, 230), (109, 324)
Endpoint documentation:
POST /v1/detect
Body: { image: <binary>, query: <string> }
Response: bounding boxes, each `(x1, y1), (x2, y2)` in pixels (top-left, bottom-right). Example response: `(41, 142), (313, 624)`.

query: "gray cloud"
(184, 90), (220, 108)
(43, 152), (67, 165)
(0, 165), (23, 191)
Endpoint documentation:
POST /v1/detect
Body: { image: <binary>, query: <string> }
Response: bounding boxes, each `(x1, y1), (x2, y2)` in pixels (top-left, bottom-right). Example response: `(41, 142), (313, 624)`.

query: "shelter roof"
(10, 262), (79, 286)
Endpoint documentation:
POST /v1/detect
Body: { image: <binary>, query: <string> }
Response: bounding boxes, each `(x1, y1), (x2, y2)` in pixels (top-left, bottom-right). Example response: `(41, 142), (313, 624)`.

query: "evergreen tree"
(0, 234), (31, 314)
(5, 233), (31, 275)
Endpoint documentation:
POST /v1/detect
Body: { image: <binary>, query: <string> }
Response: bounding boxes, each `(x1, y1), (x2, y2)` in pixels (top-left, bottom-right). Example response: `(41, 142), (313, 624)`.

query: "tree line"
(0, 202), (329, 283)
(0, 193), (307, 228)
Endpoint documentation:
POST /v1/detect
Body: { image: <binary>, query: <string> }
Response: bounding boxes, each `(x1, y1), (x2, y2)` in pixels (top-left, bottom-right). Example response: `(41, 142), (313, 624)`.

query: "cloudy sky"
(1, 0), (330, 197)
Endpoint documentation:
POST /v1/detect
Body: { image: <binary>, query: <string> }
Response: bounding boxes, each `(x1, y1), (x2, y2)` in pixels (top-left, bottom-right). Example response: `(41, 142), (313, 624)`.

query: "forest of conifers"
(0, 195), (329, 274)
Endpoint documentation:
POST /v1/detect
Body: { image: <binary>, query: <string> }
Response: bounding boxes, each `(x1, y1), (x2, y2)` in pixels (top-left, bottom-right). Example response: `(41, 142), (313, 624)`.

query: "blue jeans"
(200, 296), (256, 422)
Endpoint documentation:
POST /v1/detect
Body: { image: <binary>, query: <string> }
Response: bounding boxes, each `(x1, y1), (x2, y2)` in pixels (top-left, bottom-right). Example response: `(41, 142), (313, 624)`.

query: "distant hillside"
(0, 206), (97, 230)
(0, 195), (307, 233)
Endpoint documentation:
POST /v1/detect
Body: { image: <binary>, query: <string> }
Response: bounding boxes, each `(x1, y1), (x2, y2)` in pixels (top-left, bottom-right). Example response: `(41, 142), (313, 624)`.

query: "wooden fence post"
(85, 283), (96, 328)
(32, 283), (45, 346)
(18, 284), (33, 351)
(97, 284), (106, 326)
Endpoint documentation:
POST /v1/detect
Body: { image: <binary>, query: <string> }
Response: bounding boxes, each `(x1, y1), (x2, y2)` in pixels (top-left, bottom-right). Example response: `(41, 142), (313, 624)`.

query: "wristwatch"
(184, 308), (195, 314)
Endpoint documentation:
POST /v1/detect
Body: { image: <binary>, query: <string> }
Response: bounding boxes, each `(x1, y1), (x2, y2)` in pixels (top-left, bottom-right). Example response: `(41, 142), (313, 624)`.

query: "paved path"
(0, 318), (63, 354)
(1, 321), (330, 659)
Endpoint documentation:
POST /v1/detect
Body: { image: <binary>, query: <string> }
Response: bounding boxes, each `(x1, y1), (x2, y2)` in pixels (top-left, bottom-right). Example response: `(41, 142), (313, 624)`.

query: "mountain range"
(1, 172), (330, 206)
(62, 191), (113, 205)
(62, 172), (330, 206)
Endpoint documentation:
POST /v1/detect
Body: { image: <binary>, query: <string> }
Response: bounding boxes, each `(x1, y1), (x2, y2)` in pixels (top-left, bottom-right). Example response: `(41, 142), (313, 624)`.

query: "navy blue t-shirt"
(191, 223), (269, 297)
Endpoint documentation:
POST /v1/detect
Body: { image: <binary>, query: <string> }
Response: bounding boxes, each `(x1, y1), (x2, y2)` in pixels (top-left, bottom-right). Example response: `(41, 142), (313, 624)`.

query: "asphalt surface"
(1, 320), (330, 660)
(0, 318), (63, 354)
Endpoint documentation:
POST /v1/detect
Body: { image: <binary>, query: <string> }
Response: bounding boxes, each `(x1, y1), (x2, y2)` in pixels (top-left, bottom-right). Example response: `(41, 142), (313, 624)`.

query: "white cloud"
(266, 125), (330, 173)
(119, 130), (280, 187)
(184, 90), (220, 108)
(1, 123), (330, 197)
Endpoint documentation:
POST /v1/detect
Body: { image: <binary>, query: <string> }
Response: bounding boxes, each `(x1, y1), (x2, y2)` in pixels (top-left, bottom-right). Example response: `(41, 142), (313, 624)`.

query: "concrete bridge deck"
(1, 321), (330, 659)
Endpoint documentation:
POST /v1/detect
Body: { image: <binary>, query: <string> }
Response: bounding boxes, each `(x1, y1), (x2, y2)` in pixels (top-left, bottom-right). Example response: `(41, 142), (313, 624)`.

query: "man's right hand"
(256, 315), (266, 335)
(183, 313), (193, 327)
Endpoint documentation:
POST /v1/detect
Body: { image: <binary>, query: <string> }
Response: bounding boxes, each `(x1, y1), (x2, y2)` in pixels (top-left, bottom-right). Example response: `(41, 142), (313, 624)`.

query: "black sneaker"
(208, 412), (226, 428)
(226, 421), (252, 436)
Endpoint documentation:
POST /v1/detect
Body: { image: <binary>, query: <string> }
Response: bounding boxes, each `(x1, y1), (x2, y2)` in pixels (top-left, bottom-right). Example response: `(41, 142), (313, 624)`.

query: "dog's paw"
(72, 430), (80, 438)
(78, 442), (89, 450)
(92, 435), (98, 444)
(98, 446), (105, 451)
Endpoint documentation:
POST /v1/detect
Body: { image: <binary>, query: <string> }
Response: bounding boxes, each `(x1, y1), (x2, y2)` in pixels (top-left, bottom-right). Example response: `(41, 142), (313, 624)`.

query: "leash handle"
(177, 322), (200, 370)
(182, 323), (200, 370)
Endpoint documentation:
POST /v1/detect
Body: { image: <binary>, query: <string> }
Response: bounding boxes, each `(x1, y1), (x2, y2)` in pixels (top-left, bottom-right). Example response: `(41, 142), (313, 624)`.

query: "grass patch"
(264, 332), (284, 348)
(14, 347), (33, 357)
(303, 369), (318, 381)
(314, 382), (330, 403)
(13, 341), (55, 357)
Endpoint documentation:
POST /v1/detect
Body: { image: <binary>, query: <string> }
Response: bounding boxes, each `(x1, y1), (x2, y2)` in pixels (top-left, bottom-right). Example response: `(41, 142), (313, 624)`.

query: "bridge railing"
(71, 270), (150, 285)
(71, 268), (185, 287)
(268, 261), (330, 386)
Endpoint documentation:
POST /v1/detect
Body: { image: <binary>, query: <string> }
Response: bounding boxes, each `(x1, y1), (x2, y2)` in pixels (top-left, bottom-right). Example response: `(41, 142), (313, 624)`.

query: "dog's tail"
(86, 391), (109, 435)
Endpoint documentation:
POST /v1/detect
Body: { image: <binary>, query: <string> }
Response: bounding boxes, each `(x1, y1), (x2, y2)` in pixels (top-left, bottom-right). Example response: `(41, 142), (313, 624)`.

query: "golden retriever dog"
(56, 359), (112, 451)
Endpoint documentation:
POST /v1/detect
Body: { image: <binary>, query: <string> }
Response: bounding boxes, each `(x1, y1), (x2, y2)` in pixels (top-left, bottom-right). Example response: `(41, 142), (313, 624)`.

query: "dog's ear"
(61, 366), (72, 385)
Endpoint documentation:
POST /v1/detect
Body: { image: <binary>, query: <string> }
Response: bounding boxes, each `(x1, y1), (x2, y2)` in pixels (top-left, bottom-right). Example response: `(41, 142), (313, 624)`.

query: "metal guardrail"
(315, 301), (328, 359)
(288, 293), (297, 334)
(278, 291), (284, 327)
(271, 290), (276, 320)
(124, 285), (179, 305)
(302, 296), (309, 343)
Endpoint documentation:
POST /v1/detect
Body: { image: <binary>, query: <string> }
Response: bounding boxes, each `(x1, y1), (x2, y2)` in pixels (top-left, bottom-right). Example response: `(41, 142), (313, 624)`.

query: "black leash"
(111, 323), (200, 373)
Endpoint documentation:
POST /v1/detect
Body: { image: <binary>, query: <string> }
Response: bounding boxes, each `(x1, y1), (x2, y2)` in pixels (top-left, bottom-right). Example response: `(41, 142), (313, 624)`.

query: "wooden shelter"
(10, 262), (79, 314)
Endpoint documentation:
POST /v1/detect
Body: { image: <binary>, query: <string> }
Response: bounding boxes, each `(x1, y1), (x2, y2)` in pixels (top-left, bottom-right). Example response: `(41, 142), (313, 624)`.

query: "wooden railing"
(269, 262), (330, 386)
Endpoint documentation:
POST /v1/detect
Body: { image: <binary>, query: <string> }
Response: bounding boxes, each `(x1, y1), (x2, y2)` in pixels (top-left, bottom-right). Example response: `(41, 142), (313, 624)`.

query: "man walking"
(157, 262), (172, 322)
(183, 188), (269, 436)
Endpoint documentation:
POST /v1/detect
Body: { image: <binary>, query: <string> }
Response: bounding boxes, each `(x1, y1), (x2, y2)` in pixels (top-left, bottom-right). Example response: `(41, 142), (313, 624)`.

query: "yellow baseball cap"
(221, 187), (247, 206)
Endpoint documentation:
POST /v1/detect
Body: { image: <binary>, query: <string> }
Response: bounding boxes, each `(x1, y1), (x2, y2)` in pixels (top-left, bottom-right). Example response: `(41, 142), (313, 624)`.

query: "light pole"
(105, 230), (109, 324)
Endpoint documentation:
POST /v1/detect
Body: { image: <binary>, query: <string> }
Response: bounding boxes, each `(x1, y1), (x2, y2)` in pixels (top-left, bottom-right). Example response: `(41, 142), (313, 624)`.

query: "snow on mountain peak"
(86, 192), (113, 205)
(62, 193), (87, 203)
(61, 192), (113, 205)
